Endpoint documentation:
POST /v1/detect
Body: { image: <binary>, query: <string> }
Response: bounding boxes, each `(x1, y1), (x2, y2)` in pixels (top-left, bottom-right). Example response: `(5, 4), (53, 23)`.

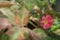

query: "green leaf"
(35, 0), (47, 9)
(0, 0), (6, 1)
(24, 32), (29, 40)
(50, 0), (56, 4)
(50, 18), (60, 31)
(33, 28), (50, 40)
(15, 0), (23, 3)
(10, 3), (20, 10)
(48, 10), (59, 17)
(54, 29), (60, 35)
(1, 34), (9, 40)
(24, 0), (36, 10)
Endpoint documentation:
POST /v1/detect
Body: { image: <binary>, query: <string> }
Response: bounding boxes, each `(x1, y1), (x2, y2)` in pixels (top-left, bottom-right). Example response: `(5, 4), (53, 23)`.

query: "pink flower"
(40, 15), (53, 29)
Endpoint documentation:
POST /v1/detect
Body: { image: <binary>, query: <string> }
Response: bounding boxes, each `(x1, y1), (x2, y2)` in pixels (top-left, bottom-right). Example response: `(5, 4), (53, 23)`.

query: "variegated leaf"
(0, 8), (17, 25)
(14, 7), (29, 27)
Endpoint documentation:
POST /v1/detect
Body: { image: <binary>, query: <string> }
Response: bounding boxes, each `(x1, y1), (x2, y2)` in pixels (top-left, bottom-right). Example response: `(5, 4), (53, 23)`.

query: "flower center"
(44, 20), (48, 24)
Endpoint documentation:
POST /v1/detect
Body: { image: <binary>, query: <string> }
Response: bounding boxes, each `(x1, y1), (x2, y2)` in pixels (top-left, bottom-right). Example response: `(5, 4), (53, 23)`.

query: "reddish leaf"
(0, 18), (11, 31)
(0, 1), (15, 7)
(14, 16), (23, 26)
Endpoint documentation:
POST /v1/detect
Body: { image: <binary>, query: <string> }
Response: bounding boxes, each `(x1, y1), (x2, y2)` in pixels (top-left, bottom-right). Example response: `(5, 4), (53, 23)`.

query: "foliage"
(0, 0), (60, 40)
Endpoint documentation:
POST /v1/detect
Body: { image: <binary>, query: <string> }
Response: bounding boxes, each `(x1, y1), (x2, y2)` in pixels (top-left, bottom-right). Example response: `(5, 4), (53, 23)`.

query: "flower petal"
(46, 15), (52, 20)
(48, 19), (53, 24)
(40, 15), (53, 29)
(43, 24), (50, 29)
(42, 16), (46, 20)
